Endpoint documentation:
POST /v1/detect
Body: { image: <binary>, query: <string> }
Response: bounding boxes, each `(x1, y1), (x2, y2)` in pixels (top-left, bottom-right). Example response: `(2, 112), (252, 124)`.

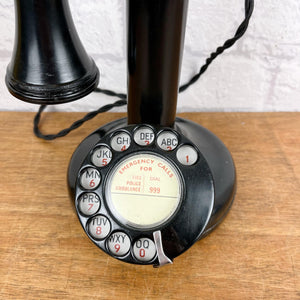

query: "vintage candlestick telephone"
(6, 0), (254, 266)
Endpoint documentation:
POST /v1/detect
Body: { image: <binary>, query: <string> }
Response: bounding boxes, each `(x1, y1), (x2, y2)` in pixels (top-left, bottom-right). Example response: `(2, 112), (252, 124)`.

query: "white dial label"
(133, 238), (156, 262)
(80, 168), (101, 190)
(106, 153), (181, 229)
(107, 232), (131, 256)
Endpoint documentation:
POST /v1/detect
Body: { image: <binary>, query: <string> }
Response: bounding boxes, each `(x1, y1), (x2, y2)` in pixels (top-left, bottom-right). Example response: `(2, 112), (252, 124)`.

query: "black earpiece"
(6, 0), (99, 104)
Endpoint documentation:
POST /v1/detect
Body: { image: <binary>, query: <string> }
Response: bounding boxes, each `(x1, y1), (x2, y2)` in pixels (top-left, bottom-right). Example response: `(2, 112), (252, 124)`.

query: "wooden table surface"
(0, 111), (299, 299)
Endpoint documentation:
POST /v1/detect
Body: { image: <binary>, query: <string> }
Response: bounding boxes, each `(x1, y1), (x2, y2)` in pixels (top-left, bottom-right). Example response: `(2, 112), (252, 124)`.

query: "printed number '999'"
(149, 187), (160, 194)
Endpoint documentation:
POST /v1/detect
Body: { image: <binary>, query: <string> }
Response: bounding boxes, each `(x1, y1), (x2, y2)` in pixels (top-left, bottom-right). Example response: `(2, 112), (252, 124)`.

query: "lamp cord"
(34, 0), (254, 140)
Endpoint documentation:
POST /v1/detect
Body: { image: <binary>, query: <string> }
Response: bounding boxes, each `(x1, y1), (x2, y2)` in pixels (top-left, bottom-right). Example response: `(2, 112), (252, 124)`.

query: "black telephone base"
(68, 117), (236, 239)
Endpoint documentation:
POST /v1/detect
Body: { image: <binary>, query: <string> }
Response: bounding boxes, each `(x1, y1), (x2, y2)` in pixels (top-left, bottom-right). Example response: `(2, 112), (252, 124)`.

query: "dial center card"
(106, 153), (182, 229)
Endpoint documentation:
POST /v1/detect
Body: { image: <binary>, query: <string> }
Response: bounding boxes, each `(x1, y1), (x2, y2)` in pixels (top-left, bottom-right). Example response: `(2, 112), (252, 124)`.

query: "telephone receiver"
(6, 0), (236, 267)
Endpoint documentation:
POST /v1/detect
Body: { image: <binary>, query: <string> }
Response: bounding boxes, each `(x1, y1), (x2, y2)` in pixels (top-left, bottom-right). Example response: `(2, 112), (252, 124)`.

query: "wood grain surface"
(0, 112), (299, 299)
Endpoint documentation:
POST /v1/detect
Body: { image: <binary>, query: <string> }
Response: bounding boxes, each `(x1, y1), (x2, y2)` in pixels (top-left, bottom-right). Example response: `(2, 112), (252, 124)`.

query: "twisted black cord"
(93, 87), (126, 100)
(34, 0), (254, 140)
(33, 99), (127, 140)
(179, 0), (254, 92)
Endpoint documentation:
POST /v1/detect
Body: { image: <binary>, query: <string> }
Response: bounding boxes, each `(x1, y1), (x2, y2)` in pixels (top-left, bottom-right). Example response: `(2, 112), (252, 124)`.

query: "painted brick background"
(0, 0), (299, 112)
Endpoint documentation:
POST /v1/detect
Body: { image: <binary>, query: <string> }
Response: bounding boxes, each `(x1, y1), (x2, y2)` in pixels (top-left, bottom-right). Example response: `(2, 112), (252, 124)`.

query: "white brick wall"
(0, 0), (299, 112)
